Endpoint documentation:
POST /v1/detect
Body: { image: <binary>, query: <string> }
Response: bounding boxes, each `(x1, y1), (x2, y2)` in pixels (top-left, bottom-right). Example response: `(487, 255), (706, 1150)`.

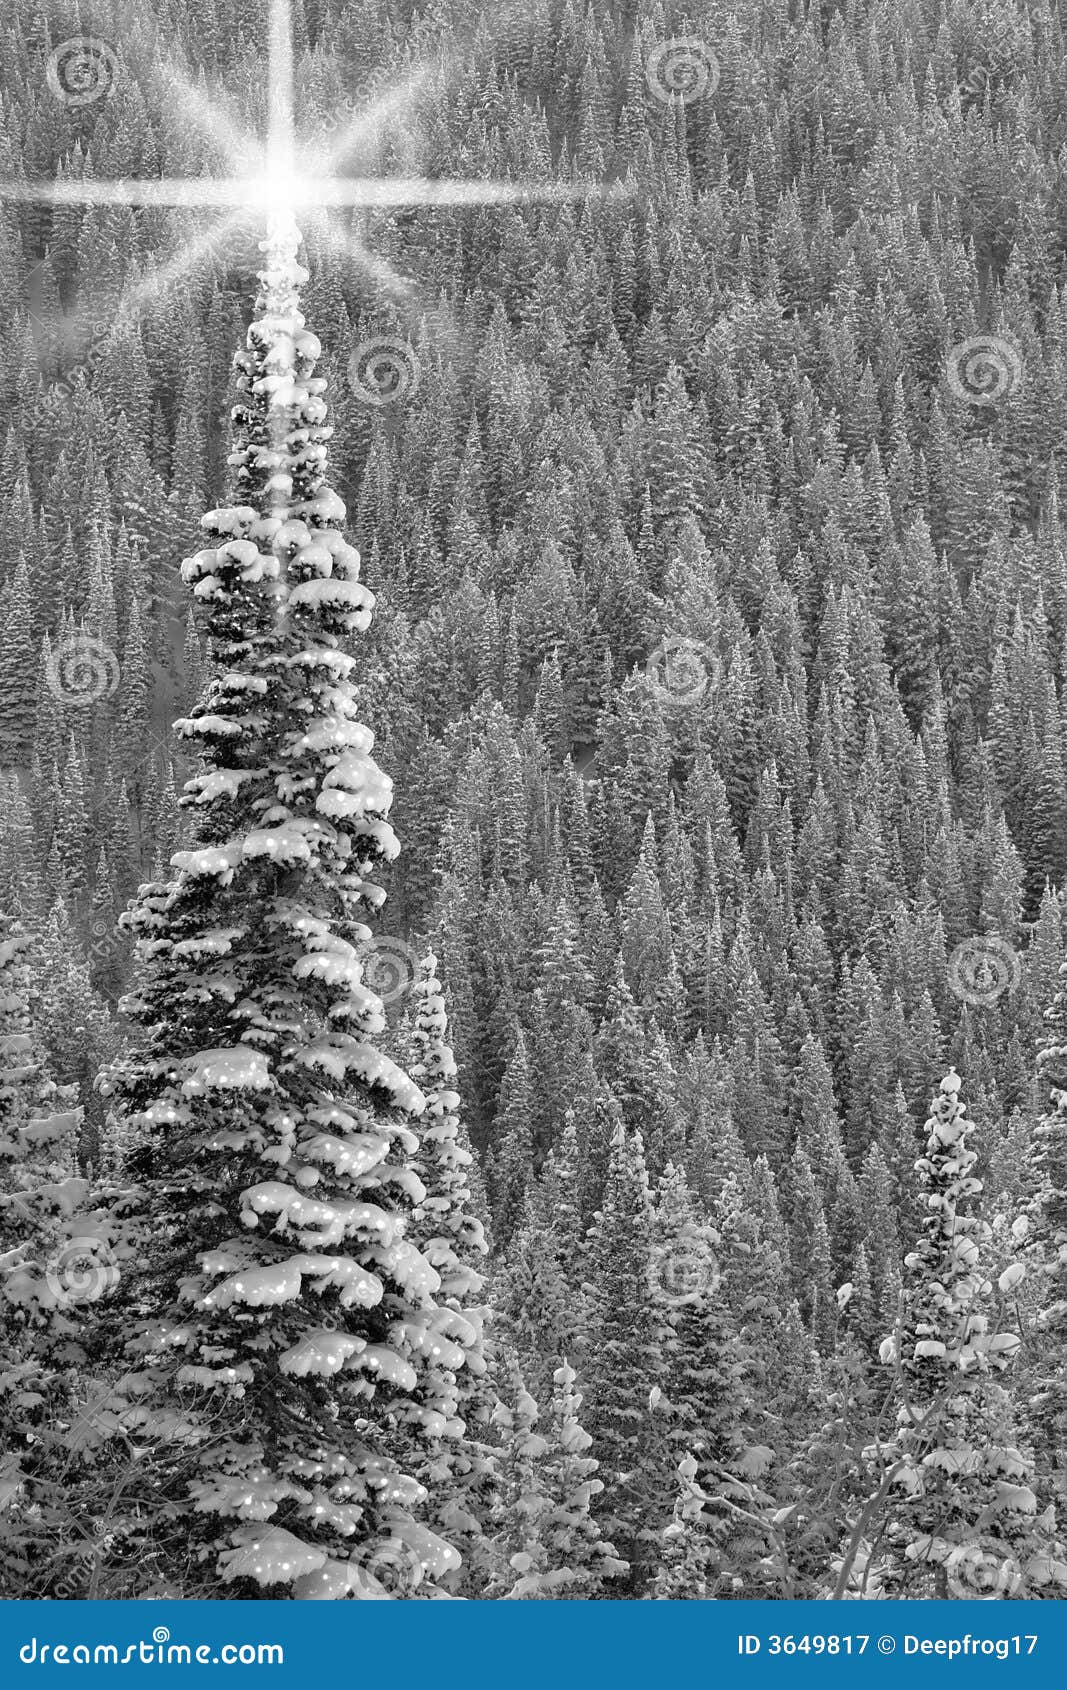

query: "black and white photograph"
(1, 0), (1067, 1611)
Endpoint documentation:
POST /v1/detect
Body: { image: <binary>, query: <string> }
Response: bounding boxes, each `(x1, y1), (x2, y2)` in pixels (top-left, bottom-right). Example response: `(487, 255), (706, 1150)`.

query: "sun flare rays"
(0, 0), (590, 305)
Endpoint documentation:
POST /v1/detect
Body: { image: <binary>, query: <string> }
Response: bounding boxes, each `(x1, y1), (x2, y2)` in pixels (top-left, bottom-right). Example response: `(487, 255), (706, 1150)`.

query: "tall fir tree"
(581, 1121), (659, 1588)
(865, 1072), (1067, 1599)
(404, 951), (497, 1592)
(96, 219), (464, 1598)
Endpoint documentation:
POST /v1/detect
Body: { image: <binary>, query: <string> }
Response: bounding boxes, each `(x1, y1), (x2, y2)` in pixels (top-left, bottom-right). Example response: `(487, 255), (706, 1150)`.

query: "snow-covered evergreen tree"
(98, 219), (462, 1599)
(0, 906), (88, 1582)
(0, 906), (82, 1312)
(404, 950), (497, 1591)
(648, 1161), (779, 1595)
(489, 1358), (625, 1598)
(651, 1450), (782, 1600)
(488, 1028), (535, 1241)
(866, 1071), (1067, 1598)
(1027, 958), (1067, 1485)
(580, 1120), (659, 1583)
(497, 1112), (586, 1403)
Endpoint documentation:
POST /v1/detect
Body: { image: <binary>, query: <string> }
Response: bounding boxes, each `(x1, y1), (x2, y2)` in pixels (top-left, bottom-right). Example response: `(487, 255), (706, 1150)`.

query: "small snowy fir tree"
(0, 907), (83, 1333)
(1027, 958), (1067, 1483)
(404, 950), (497, 1592)
(653, 1453), (733, 1599)
(865, 1071), (1067, 1598)
(0, 907), (86, 1582)
(581, 1119), (660, 1584)
(496, 1112), (586, 1404)
(648, 1162), (781, 1596)
(98, 219), (462, 1599)
(489, 1358), (626, 1598)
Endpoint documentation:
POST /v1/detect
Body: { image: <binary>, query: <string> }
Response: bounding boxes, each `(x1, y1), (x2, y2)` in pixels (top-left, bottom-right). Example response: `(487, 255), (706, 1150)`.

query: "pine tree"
(0, 907), (80, 1274)
(488, 1029), (535, 1243)
(489, 1359), (626, 1598)
(54, 737), (89, 901)
(866, 1072), (1067, 1599)
(0, 560), (37, 767)
(649, 1162), (779, 1596)
(652, 1450), (786, 1600)
(498, 1113), (586, 1403)
(0, 906), (89, 1585)
(34, 898), (115, 1148)
(95, 220), (463, 1599)
(404, 951), (496, 1593)
(1027, 950), (1067, 1487)
(581, 1121), (659, 1586)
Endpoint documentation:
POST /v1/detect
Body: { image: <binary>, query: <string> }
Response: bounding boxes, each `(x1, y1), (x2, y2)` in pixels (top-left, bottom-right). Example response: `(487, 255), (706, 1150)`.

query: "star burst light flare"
(0, 0), (594, 306)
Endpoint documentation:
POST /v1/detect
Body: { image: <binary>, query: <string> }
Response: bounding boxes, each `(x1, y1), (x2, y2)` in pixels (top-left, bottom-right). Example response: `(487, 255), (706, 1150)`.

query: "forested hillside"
(2, 0), (1067, 1599)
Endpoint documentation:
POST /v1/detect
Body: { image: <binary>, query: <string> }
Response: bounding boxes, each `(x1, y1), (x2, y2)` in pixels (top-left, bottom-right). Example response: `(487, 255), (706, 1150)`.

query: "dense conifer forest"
(2, 0), (1067, 1599)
